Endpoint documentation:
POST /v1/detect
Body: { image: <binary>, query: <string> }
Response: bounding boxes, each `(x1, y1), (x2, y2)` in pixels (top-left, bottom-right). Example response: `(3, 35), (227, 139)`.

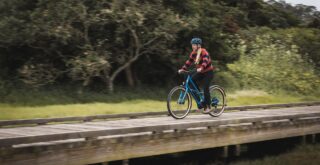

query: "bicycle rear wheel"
(209, 85), (226, 117)
(167, 86), (192, 119)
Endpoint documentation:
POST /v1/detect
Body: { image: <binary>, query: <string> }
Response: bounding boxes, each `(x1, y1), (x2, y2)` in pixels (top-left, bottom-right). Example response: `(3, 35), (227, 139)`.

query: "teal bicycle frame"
(178, 71), (205, 109)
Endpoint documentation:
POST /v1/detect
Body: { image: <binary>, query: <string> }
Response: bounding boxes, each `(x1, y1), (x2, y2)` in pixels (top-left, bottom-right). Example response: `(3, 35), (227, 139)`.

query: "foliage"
(228, 34), (319, 94)
(213, 71), (240, 90)
(67, 50), (110, 86)
(0, 0), (319, 93)
(18, 62), (60, 87)
(273, 28), (320, 70)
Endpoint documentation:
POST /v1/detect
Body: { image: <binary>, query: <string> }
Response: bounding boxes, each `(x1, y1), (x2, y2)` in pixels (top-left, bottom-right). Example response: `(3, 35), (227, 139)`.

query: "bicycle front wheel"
(167, 86), (192, 119)
(209, 85), (226, 117)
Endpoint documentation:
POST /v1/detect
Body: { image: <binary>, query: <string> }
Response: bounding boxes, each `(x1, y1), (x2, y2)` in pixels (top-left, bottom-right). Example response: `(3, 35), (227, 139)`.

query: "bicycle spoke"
(208, 86), (226, 117)
(167, 86), (191, 119)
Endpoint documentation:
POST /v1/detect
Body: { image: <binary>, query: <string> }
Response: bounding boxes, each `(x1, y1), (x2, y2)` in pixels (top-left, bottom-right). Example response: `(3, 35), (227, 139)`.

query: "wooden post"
(301, 135), (306, 145)
(222, 146), (229, 158)
(235, 144), (241, 157)
(311, 134), (316, 144)
(122, 159), (129, 165)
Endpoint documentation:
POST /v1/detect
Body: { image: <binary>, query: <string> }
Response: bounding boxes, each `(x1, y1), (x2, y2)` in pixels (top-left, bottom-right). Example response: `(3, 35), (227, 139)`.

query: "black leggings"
(192, 71), (214, 108)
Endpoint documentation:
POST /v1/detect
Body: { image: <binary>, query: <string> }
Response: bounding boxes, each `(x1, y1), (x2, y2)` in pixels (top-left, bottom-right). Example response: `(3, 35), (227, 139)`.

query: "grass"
(0, 87), (319, 120)
(0, 100), (165, 120)
(227, 90), (308, 105)
(231, 144), (320, 165)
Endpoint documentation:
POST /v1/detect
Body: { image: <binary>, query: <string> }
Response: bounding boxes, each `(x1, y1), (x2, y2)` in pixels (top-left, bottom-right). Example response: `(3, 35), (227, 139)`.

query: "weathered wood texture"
(0, 102), (319, 127)
(0, 105), (319, 165)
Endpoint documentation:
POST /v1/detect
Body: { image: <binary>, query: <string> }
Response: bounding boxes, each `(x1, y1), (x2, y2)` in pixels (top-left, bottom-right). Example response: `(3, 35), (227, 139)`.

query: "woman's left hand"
(197, 68), (202, 72)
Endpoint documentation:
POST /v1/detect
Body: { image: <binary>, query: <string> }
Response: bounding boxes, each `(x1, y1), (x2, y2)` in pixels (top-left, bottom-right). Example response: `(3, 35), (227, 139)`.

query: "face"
(192, 44), (199, 51)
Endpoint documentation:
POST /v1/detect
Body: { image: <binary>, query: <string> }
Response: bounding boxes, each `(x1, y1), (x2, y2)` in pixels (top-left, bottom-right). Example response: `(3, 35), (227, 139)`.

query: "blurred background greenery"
(0, 0), (319, 119)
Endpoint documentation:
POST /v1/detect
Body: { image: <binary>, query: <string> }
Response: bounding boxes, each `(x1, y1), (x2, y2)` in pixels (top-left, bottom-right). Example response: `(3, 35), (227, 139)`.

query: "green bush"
(213, 71), (240, 90)
(228, 34), (320, 94)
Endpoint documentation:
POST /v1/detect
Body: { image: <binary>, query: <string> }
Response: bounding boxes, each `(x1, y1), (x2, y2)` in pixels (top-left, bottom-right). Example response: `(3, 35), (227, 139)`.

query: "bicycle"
(167, 69), (226, 119)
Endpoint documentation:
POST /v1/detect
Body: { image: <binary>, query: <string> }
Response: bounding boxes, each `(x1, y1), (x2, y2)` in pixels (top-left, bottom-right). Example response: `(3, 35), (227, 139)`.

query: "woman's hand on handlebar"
(197, 67), (203, 73)
(178, 69), (185, 74)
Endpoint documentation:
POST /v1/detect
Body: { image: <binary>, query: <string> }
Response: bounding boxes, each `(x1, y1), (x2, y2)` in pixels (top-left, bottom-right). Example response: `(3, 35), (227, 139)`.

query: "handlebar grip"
(178, 69), (198, 75)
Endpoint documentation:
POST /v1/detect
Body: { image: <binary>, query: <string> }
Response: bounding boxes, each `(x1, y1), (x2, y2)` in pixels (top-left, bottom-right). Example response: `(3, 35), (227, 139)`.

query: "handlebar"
(178, 69), (198, 75)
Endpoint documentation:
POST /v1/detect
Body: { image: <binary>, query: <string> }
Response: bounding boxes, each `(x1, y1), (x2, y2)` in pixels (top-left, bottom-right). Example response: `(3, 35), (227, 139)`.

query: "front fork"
(178, 82), (187, 104)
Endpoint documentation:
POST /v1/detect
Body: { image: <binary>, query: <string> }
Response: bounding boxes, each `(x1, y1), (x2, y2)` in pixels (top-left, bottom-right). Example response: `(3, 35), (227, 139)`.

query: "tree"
(99, 0), (192, 92)
(0, 0), (319, 92)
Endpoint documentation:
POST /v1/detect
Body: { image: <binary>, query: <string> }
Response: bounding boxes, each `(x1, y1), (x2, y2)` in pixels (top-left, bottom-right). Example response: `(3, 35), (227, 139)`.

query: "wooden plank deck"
(0, 105), (319, 165)
(1, 102), (319, 127)
(0, 105), (319, 148)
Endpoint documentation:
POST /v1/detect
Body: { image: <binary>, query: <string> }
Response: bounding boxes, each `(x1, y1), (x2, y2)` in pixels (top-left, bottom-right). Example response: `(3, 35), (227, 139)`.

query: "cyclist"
(178, 38), (214, 113)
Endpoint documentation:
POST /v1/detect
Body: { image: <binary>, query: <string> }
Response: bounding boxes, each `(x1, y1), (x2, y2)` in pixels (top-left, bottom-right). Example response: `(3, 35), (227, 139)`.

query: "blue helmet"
(190, 38), (202, 45)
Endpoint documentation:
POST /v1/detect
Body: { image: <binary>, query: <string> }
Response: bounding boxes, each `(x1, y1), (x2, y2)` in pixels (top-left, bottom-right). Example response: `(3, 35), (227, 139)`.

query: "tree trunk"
(106, 29), (143, 93)
(133, 68), (141, 86)
(106, 78), (114, 93)
(78, 78), (91, 94)
(125, 64), (135, 87)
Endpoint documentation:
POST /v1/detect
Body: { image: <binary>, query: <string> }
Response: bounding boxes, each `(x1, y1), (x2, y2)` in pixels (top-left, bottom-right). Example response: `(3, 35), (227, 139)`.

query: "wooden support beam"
(222, 146), (229, 158)
(311, 134), (316, 143)
(301, 135), (306, 145)
(122, 159), (129, 165)
(235, 144), (241, 157)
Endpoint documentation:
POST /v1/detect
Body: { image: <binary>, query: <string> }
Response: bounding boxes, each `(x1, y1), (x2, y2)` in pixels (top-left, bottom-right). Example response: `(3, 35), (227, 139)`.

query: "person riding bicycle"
(178, 37), (214, 114)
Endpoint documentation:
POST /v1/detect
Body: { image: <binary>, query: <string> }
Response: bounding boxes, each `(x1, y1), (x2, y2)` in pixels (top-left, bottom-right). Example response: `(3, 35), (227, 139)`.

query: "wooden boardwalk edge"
(0, 101), (319, 127)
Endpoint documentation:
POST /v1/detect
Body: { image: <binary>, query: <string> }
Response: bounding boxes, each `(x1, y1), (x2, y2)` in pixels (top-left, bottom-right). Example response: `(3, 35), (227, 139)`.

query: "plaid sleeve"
(182, 53), (194, 70)
(200, 54), (210, 69)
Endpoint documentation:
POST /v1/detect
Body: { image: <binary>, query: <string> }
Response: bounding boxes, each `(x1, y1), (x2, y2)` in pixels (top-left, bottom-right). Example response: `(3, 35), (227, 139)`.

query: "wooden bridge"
(0, 102), (320, 165)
